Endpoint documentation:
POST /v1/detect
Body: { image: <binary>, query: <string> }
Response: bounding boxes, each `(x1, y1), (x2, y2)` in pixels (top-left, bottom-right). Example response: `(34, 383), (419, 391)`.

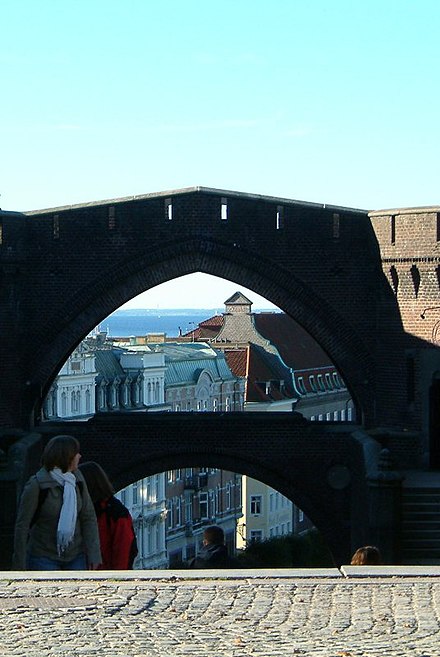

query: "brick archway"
(2, 187), (437, 569)
(1, 187), (408, 430)
(37, 414), (372, 566)
(31, 239), (374, 425)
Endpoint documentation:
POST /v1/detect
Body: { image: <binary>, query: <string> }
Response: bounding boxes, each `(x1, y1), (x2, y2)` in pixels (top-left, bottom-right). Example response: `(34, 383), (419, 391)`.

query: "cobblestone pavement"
(1, 576), (440, 657)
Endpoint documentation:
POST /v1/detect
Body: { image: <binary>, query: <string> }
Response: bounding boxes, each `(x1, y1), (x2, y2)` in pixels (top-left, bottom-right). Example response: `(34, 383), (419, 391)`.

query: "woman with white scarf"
(13, 435), (101, 570)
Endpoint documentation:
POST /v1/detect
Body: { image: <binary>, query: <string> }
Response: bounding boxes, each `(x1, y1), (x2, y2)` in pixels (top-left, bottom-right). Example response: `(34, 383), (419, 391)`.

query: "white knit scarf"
(50, 467), (77, 555)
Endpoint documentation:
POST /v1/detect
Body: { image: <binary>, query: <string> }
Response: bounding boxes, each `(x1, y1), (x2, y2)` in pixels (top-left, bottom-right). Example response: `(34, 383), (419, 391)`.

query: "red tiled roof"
(224, 348), (247, 378)
(182, 315), (223, 339)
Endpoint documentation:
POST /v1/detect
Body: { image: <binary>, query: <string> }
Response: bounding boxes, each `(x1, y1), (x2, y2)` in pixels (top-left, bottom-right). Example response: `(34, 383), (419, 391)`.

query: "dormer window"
(297, 377), (307, 394)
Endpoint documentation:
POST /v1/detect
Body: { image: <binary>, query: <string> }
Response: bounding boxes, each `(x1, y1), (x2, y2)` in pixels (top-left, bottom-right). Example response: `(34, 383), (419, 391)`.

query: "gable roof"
(224, 292), (253, 306)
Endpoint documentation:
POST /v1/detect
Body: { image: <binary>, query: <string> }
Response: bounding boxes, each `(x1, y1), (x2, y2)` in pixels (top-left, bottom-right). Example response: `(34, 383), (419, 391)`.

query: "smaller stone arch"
(35, 412), (373, 565)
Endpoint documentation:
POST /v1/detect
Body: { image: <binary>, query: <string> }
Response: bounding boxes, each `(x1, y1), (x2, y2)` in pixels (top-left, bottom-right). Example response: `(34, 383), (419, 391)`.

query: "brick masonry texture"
(2, 189), (438, 432)
(1, 189), (440, 567)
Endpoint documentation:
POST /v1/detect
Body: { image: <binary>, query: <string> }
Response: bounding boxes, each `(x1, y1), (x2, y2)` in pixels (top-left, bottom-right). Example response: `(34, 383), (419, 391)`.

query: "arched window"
(85, 389), (91, 414)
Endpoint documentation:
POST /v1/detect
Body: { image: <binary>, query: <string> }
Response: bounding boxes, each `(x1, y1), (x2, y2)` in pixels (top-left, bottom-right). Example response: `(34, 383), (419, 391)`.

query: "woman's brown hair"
(350, 545), (382, 565)
(42, 435), (80, 473)
(79, 461), (114, 504)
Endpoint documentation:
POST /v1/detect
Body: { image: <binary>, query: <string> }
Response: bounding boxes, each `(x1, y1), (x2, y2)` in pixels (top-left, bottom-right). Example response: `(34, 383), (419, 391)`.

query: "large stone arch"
(29, 237), (375, 426)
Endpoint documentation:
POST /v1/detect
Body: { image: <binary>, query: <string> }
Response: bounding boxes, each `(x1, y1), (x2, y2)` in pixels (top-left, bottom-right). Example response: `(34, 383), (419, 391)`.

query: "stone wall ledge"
(1, 565), (439, 581)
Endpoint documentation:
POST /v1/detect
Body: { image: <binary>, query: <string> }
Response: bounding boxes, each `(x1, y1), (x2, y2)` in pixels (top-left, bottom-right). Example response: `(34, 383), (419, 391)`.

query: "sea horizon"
(97, 307), (280, 338)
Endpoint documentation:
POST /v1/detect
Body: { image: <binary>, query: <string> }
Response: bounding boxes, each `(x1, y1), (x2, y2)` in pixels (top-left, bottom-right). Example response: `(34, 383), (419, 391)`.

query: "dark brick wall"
(35, 413), (371, 566)
(2, 190), (439, 567)
(1, 189), (419, 432)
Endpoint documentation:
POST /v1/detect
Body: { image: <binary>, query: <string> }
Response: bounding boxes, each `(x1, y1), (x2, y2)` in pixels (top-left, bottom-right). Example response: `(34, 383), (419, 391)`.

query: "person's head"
(78, 461), (114, 504)
(203, 525), (225, 547)
(42, 435), (80, 473)
(350, 545), (382, 566)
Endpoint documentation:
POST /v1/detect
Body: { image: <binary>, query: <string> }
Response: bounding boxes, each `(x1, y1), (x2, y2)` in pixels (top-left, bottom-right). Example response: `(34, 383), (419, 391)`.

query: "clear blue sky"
(1, 0), (439, 307)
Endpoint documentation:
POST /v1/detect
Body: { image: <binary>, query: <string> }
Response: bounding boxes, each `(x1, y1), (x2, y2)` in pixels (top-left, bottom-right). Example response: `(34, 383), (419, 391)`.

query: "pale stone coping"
(1, 568), (342, 581)
(369, 206), (440, 217)
(3, 567), (440, 581)
(24, 186), (366, 216)
(341, 565), (440, 578)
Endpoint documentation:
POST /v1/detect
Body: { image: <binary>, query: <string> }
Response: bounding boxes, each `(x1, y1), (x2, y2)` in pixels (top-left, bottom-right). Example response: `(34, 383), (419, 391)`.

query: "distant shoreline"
(98, 308), (281, 338)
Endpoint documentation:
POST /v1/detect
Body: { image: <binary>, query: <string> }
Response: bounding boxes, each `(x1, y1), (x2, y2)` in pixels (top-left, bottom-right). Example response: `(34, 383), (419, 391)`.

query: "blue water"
(100, 310), (217, 338)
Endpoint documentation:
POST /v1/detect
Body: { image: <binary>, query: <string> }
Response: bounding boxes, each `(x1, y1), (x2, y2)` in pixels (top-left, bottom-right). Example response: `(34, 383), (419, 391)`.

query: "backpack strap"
(30, 487), (49, 528)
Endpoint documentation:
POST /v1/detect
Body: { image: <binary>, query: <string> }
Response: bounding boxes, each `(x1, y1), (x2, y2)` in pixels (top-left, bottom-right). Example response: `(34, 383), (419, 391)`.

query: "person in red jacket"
(79, 461), (138, 570)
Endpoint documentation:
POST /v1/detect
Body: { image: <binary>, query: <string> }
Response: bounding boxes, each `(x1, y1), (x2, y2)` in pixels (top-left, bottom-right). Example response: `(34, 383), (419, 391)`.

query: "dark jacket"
(95, 496), (138, 570)
(189, 543), (236, 569)
(13, 467), (101, 569)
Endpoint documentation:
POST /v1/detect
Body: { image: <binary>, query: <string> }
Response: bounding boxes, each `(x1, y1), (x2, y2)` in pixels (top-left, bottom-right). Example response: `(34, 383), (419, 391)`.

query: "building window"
(167, 499), (173, 528)
(61, 391), (67, 416)
(250, 495), (262, 515)
(199, 492), (208, 519)
(186, 498), (193, 523)
(309, 375), (317, 392)
(298, 509), (304, 522)
(225, 396), (230, 412)
(85, 389), (91, 414)
(165, 198), (172, 221)
(221, 197), (228, 221)
(297, 376), (307, 394)
(213, 399), (218, 412)
(249, 530), (263, 543)
(226, 483), (231, 510)
(333, 410), (339, 420)
(391, 215), (396, 244)
(176, 497), (182, 526)
(269, 493), (274, 512)
(325, 373), (333, 390)
(317, 374), (325, 392)
(132, 482), (139, 505)
(333, 372), (341, 388)
(276, 205), (284, 230)
(326, 412), (331, 420)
